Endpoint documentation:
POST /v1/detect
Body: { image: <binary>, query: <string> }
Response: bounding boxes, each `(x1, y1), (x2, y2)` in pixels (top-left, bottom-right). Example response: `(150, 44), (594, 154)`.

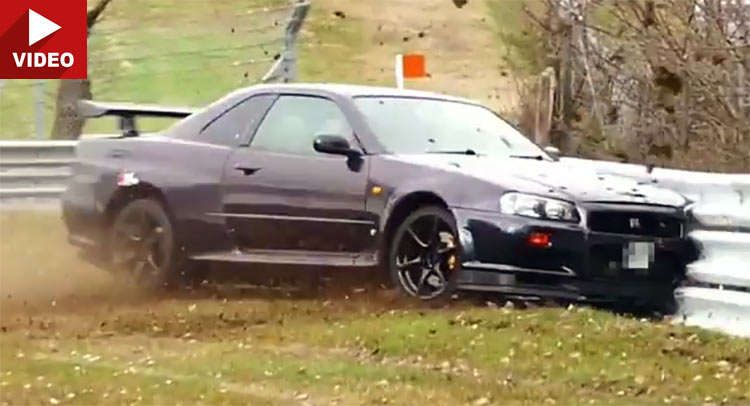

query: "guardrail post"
(282, 2), (309, 82)
(262, 2), (310, 83)
(34, 79), (45, 139)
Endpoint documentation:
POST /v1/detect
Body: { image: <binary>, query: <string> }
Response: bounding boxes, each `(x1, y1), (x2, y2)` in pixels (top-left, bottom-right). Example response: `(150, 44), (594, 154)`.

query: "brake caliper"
(439, 231), (458, 271)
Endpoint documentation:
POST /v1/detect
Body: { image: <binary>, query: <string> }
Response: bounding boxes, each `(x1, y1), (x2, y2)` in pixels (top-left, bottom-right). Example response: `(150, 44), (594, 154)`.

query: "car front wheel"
(389, 206), (461, 301)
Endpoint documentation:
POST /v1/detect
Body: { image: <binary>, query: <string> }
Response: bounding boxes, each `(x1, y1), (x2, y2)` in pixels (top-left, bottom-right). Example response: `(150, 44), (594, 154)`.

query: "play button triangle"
(28, 9), (61, 47)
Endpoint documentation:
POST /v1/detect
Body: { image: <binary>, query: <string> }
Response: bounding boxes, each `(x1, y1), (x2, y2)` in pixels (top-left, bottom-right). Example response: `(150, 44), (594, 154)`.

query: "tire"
(108, 198), (185, 290)
(389, 206), (461, 301)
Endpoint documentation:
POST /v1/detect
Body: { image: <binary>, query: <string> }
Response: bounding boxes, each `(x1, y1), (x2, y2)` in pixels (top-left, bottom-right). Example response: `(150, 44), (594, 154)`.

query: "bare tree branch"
(87, 0), (115, 29)
(518, 0), (750, 171)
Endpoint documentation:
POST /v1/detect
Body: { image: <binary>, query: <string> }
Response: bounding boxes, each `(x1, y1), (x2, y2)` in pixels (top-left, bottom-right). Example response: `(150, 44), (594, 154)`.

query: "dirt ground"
(0, 212), (124, 312)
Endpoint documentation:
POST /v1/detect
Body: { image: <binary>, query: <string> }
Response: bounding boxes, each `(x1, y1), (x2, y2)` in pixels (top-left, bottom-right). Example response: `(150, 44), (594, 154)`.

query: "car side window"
(200, 94), (276, 147)
(250, 95), (354, 155)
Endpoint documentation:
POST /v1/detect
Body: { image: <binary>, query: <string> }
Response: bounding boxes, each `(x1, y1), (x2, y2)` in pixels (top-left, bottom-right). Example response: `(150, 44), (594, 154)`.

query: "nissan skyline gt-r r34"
(63, 83), (696, 305)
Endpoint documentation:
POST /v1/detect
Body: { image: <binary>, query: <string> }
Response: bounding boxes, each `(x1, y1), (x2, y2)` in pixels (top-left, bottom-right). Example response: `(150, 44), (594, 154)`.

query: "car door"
(178, 93), (276, 253)
(220, 94), (375, 257)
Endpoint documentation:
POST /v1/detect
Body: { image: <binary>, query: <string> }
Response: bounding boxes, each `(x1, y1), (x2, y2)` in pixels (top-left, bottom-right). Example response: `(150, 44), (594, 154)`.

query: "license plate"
(622, 242), (654, 270)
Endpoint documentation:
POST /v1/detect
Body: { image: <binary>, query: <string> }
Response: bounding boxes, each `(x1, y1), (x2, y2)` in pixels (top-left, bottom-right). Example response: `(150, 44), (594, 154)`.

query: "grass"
(0, 0), (370, 139)
(297, 5), (371, 85)
(0, 0), (528, 139)
(486, 0), (548, 76)
(2, 213), (750, 405)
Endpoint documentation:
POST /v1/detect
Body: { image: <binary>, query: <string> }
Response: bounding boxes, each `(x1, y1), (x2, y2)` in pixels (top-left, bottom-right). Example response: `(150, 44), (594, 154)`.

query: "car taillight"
(117, 170), (140, 187)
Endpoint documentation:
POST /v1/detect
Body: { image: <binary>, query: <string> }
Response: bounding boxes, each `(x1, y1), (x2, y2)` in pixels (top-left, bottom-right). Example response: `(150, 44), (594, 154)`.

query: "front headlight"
(500, 192), (580, 223)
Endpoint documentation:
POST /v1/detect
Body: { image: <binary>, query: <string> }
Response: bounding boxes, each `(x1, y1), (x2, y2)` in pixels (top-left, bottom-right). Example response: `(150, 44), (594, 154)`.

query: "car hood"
(390, 154), (687, 207)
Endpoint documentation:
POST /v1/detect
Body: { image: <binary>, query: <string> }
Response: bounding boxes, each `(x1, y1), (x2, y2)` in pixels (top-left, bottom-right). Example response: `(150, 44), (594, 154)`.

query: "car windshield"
(354, 96), (546, 158)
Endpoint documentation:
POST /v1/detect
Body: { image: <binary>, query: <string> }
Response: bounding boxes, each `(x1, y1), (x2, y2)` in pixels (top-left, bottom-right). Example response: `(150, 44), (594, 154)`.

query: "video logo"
(0, 1), (87, 79)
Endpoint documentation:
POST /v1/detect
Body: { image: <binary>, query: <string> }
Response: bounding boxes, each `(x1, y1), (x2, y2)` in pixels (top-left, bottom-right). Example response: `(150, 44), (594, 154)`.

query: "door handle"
(108, 149), (129, 158)
(234, 164), (261, 176)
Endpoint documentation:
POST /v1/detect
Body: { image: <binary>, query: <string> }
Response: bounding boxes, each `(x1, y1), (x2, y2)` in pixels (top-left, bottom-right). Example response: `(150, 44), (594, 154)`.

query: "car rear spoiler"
(78, 100), (197, 137)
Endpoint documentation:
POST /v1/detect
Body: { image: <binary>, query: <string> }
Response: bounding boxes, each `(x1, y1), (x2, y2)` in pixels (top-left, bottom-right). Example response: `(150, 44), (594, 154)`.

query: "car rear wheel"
(389, 206), (461, 301)
(109, 198), (181, 290)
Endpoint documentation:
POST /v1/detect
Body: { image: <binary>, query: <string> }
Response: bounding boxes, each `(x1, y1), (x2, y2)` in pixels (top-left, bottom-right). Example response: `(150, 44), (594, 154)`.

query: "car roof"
(240, 83), (478, 105)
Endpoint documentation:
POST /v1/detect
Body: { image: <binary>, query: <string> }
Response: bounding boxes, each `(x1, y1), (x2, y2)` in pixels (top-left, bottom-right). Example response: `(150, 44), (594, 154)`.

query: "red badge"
(0, 0), (87, 79)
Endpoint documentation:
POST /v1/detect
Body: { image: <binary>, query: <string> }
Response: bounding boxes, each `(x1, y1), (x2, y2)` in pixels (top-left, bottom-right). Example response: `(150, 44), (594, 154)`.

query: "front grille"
(588, 211), (683, 238)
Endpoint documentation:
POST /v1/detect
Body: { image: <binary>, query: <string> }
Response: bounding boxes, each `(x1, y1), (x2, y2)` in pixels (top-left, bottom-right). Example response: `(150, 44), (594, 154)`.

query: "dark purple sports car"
(63, 84), (695, 304)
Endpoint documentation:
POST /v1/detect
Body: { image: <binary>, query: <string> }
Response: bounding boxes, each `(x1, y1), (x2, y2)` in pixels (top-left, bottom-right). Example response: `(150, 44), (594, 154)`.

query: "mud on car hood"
(392, 154), (687, 207)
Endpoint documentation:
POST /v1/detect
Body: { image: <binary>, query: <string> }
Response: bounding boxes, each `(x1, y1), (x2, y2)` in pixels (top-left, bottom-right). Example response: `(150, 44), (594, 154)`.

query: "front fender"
(377, 172), (506, 230)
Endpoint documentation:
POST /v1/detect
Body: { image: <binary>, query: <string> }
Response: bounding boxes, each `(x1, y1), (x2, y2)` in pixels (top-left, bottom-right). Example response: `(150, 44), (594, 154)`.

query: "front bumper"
(452, 208), (696, 303)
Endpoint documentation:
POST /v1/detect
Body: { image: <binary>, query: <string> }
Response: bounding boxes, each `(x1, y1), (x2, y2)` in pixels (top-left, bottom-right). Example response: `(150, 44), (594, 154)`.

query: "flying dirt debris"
(63, 84), (695, 309)
(452, 0), (469, 9)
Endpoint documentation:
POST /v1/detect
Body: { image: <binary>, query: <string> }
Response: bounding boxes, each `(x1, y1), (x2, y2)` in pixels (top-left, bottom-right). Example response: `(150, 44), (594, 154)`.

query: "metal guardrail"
(676, 209), (750, 337)
(560, 158), (750, 203)
(561, 157), (750, 337)
(0, 140), (76, 205)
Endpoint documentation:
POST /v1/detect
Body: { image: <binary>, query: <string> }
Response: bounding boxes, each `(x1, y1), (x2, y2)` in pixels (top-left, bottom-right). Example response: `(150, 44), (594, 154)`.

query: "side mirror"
(313, 135), (357, 156)
(544, 146), (561, 161)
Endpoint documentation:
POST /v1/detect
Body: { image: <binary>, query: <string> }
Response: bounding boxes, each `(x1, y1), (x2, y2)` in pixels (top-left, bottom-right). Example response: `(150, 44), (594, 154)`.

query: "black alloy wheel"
(109, 198), (178, 289)
(390, 206), (461, 301)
